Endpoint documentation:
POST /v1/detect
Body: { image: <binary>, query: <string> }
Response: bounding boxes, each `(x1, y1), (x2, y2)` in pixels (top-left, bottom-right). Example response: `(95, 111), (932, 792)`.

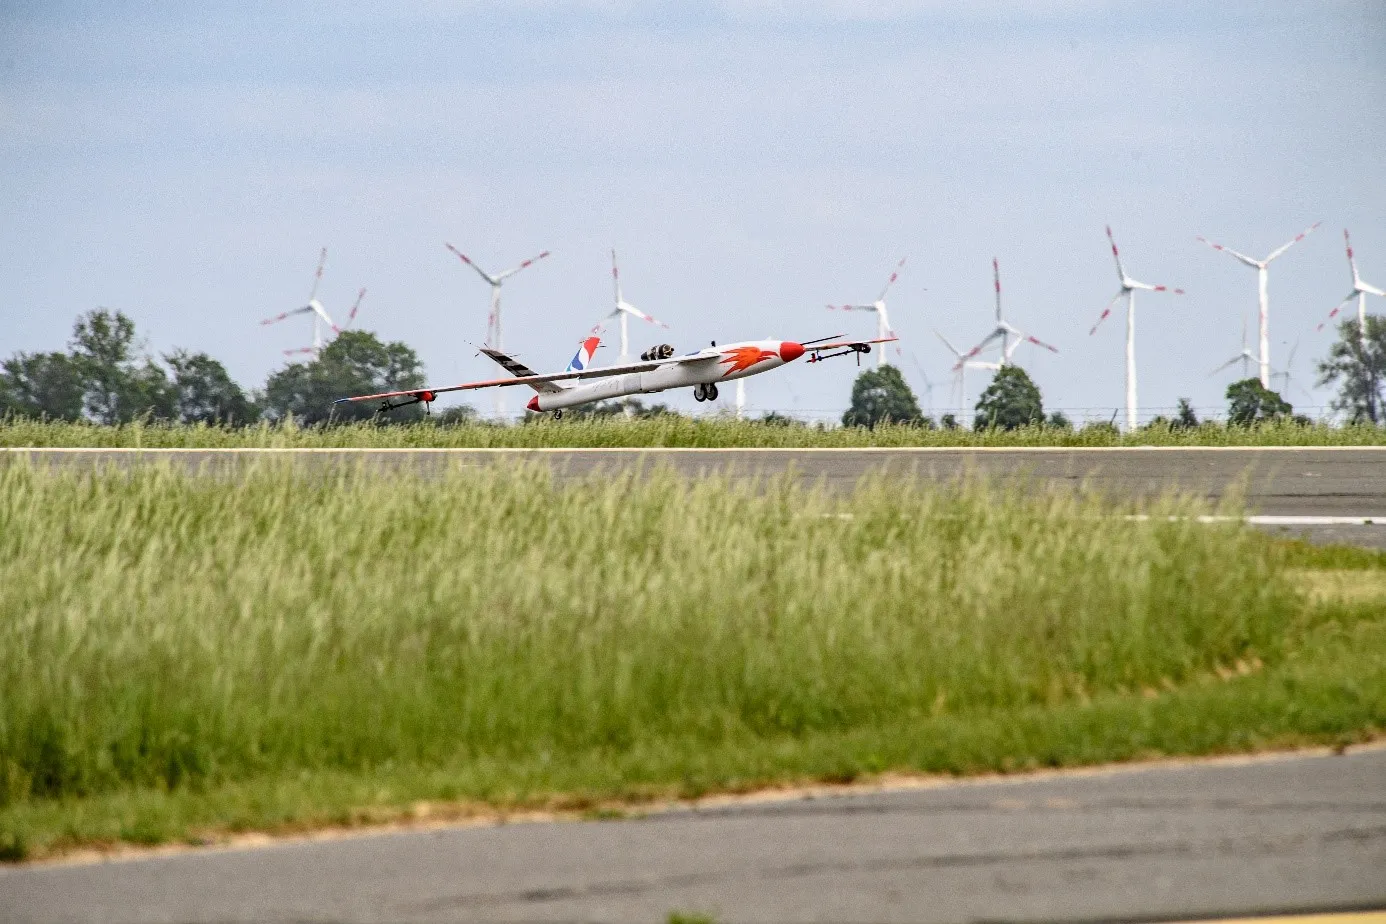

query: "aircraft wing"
(334, 351), (719, 405)
(804, 336), (898, 352)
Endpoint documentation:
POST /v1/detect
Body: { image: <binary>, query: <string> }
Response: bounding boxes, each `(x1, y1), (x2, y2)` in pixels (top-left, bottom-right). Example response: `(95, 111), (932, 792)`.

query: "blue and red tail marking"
(565, 336), (601, 374)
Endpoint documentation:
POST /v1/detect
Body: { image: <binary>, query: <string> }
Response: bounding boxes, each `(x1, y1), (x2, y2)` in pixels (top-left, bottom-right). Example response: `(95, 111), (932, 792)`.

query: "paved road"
(10, 447), (1386, 547)
(5, 748), (1383, 923)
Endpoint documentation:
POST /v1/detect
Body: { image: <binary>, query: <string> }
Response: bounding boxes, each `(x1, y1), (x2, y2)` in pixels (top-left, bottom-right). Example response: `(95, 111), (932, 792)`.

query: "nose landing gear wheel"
(706, 383), (719, 401)
(553, 410), (563, 420)
(693, 383), (707, 402)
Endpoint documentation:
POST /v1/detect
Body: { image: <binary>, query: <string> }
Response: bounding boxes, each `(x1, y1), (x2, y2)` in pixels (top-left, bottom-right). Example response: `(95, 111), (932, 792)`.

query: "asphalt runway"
(9, 446), (1386, 547)
(4, 748), (1383, 923)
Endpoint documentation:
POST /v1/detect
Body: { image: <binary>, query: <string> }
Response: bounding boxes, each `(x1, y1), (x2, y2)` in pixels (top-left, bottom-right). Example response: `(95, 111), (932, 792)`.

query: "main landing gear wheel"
(706, 383), (719, 401)
(552, 410), (563, 420)
(693, 383), (707, 402)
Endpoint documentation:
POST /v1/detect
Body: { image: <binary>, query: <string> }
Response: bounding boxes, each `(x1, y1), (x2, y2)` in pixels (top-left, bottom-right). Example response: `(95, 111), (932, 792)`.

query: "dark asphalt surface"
(10, 446), (1386, 546)
(4, 748), (1383, 923)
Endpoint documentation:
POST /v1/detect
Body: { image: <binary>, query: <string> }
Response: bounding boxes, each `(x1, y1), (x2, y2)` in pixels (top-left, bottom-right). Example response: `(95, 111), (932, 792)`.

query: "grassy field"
(4, 415), (1386, 449)
(1, 460), (1383, 861)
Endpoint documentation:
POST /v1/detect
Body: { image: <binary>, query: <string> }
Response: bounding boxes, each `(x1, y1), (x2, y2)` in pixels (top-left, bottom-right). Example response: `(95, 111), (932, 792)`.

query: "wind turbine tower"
(828, 257), (906, 368)
(1317, 229), (1384, 352)
(1089, 226), (1185, 431)
(1197, 222), (1320, 388)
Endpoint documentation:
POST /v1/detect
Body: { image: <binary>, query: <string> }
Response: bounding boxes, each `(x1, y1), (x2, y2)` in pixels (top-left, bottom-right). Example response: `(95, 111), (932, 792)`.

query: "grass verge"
(1, 461), (1382, 861)
(4, 416), (1386, 449)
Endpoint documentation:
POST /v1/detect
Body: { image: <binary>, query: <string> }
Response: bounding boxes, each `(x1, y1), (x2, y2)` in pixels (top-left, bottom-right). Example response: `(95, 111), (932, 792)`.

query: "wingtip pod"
(779, 341), (805, 362)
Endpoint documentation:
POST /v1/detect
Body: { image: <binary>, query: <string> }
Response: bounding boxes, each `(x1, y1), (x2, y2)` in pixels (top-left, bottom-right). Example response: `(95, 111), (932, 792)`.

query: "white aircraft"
(336, 333), (896, 418)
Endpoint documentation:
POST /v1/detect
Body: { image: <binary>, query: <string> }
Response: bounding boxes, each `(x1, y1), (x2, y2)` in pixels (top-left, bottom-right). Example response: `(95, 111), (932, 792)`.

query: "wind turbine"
(1209, 316), (1260, 381)
(827, 257), (906, 368)
(1272, 338), (1310, 402)
(599, 249), (670, 364)
(954, 258), (1059, 371)
(261, 248), (353, 358)
(445, 243), (550, 354)
(1088, 226), (1185, 431)
(935, 329), (1000, 412)
(1197, 221), (1320, 388)
(1316, 229), (1384, 352)
(283, 288), (366, 357)
(908, 353), (937, 416)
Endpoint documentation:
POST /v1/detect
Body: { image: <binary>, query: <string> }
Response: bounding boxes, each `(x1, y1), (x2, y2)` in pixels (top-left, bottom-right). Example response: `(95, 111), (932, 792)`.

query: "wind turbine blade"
(445, 243), (499, 285)
(1024, 334), (1060, 354)
(992, 257), (1003, 321)
(875, 257), (906, 303)
(284, 346), (318, 357)
(826, 304), (877, 312)
(338, 288), (365, 332)
(1090, 290), (1124, 336)
(494, 250), (551, 282)
(619, 301), (669, 329)
(1196, 236), (1260, 268)
(1264, 221), (1321, 264)
(1344, 229), (1360, 283)
(1208, 355), (1244, 376)
(934, 329), (963, 358)
(1105, 225), (1127, 282)
(312, 303), (336, 330)
(611, 249), (622, 308)
(307, 248), (326, 304)
(955, 330), (1003, 370)
(1316, 294), (1357, 332)
(1360, 281), (1386, 298)
(260, 306), (313, 326)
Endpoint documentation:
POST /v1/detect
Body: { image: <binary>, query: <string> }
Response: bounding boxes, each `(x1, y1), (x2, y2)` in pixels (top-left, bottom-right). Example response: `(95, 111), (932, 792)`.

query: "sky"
(2, 0), (1384, 422)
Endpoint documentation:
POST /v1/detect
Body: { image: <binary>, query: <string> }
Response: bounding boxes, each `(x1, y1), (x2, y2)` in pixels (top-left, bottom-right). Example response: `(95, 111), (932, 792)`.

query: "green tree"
(165, 350), (259, 425)
(0, 351), (86, 420)
(1225, 378), (1292, 425)
(1047, 410), (1072, 430)
(68, 309), (175, 423)
(973, 365), (1043, 431)
(262, 330), (426, 425)
(842, 365), (924, 428)
(1316, 316), (1386, 424)
(1175, 397), (1199, 429)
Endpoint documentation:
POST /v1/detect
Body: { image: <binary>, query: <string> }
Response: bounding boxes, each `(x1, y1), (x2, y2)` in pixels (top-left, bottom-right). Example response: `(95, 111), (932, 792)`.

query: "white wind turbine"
(1316, 229), (1384, 351)
(1088, 226), (1185, 431)
(1209, 316), (1260, 381)
(445, 243), (551, 354)
(1197, 222), (1320, 388)
(599, 249), (670, 364)
(827, 257), (906, 368)
(954, 258), (1059, 371)
(935, 330), (1000, 412)
(261, 249), (363, 357)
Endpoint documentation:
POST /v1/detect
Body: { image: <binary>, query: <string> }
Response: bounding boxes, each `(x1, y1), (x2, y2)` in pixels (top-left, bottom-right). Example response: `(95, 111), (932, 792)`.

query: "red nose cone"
(526, 395), (540, 412)
(779, 341), (805, 363)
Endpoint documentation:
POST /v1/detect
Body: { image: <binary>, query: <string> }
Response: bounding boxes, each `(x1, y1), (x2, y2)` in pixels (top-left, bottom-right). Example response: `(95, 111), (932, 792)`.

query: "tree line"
(1, 309), (430, 426)
(3, 308), (1384, 429)
(841, 316), (1386, 430)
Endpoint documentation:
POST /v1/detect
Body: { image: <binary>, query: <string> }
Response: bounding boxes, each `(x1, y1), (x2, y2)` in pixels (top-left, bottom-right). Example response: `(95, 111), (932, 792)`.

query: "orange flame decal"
(718, 346), (776, 375)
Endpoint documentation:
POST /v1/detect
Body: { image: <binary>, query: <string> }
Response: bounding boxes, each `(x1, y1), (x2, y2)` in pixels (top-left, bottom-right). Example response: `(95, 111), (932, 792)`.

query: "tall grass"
(3, 415), (1386, 449)
(0, 458), (1303, 814)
